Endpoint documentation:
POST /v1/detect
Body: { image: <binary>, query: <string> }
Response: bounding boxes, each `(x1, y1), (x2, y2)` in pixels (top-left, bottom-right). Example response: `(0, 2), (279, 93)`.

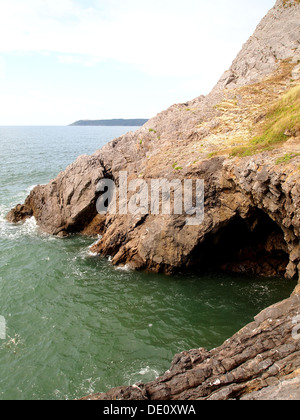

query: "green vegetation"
(231, 85), (300, 157)
(283, 0), (300, 7)
(149, 128), (157, 133)
(172, 162), (183, 171)
(275, 153), (300, 165)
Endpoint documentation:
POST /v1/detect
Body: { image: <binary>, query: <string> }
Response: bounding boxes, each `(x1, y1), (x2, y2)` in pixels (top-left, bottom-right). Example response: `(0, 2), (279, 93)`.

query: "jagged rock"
(6, 1), (300, 281)
(81, 293), (300, 400)
(241, 375), (300, 400)
(220, 0), (300, 88)
(19, 154), (106, 236)
(6, 204), (33, 223)
(5, 0), (300, 400)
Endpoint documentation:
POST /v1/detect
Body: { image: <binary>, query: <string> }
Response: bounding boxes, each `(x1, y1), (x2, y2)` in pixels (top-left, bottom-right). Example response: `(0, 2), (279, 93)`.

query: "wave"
(0, 185), (41, 240)
(0, 215), (39, 240)
(128, 365), (160, 386)
(87, 236), (102, 257)
(26, 185), (37, 194)
(75, 236), (102, 260)
(115, 264), (132, 272)
(0, 204), (7, 221)
(138, 366), (160, 377)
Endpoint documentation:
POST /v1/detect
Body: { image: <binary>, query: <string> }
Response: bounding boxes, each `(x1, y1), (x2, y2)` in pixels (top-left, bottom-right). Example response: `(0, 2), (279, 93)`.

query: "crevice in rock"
(188, 209), (291, 278)
(67, 198), (100, 234)
(67, 164), (114, 235)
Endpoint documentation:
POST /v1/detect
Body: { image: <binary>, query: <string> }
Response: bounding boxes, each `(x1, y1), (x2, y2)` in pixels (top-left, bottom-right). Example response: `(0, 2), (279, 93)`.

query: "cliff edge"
(7, 0), (300, 400)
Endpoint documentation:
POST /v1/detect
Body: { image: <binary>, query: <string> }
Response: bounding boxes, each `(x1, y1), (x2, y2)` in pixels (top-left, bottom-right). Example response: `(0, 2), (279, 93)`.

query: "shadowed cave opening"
(188, 209), (290, 278)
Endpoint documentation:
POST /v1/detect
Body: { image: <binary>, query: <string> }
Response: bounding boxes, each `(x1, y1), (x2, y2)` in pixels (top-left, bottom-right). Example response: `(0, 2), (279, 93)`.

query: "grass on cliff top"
(275, 152), (300, 165)
(231, 85), (300, 157)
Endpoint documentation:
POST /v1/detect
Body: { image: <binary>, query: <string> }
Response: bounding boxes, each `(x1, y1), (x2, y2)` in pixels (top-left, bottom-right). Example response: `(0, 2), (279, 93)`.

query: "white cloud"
(0, 0), (274, 78)
(0, 0), (275, 124)
(0, 90), (105, 125)
(0, 56), (6, 79)
(57, 54), (103, 67)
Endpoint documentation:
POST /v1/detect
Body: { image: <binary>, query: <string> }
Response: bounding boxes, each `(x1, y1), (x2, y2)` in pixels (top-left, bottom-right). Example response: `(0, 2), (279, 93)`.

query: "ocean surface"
(0, 126), (296, 400)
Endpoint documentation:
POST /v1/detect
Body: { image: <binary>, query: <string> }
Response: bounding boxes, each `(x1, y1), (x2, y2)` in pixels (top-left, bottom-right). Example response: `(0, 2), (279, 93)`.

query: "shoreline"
(5, 0), (300, 400)
(81, 287), (300, 400)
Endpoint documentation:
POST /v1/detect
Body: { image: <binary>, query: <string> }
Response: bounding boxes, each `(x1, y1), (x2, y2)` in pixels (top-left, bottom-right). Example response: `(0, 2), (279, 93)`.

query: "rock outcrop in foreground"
(7, 0), (300, 400)
(81, 292), (300, 400)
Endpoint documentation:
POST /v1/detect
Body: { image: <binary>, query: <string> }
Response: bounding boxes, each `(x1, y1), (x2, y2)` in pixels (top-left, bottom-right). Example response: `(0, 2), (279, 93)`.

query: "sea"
(0, 126), (296, 400)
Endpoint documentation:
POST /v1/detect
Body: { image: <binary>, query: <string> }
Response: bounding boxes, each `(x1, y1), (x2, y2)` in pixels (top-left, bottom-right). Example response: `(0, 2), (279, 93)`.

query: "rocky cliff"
(7, 0), (300, 400)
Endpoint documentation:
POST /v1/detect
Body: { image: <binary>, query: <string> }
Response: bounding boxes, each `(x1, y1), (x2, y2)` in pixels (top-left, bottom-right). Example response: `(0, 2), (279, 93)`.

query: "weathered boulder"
(6, 204), (33, 223)
(15, 154), (106, 236)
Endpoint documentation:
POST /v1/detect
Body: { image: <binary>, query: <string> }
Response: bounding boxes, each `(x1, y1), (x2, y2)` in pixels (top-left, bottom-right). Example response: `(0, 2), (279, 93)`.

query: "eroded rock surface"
(6, 0), (300, 400)
(7, 154), (106, 236)
(7, 0), (300, 281)
(221, 0), (300, 88)
(81, 293), (300, 400)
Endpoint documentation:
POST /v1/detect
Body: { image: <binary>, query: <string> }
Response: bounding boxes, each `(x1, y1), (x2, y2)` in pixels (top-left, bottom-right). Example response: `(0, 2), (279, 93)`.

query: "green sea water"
(0, 126), (296, 400)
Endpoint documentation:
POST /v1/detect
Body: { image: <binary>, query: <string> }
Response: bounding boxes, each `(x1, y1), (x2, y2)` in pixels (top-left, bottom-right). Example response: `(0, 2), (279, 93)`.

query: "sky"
(0, 0), (275, 125)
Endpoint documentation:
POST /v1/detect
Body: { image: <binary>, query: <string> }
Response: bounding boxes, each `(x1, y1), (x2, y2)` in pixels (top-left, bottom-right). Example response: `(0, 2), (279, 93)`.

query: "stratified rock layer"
(81, 292), (300, 400)
(6, 0), (300, 400)
(7, 0), (300, 281)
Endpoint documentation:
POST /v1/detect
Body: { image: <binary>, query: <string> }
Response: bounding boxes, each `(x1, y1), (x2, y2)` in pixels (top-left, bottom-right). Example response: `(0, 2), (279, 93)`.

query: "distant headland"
(69, 119), (149, 127)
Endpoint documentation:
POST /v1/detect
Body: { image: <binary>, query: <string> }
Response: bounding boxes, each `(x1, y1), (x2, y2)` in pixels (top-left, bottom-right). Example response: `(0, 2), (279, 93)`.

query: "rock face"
(6, 0), (300, 400)
(7, 1), (300, 278)
(6, 155), (107, 236)
(220, 0), (300, 88)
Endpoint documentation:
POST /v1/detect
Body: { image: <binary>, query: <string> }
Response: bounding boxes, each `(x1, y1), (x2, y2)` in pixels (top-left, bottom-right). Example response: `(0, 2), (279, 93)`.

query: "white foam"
(89, 235), (102, 248)
(20, 217), (38, 235)
(87, 251), (99, 257)
(77, 235), (102, 258)
(0, 215), (39, 240)
(0, 184), (39, 239)
(88, 236), (102, 256)
(77, 238), (102, 260)
(138, 366), (160, 377)
(128, 365), (160, 387)
(115, 264), (132, 272)
(26, 185), (37, 194)
(0, 204), (7, 221)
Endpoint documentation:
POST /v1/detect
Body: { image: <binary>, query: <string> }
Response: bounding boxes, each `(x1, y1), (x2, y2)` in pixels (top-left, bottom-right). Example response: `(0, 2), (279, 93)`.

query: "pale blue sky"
(0, 0), (275, 125)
